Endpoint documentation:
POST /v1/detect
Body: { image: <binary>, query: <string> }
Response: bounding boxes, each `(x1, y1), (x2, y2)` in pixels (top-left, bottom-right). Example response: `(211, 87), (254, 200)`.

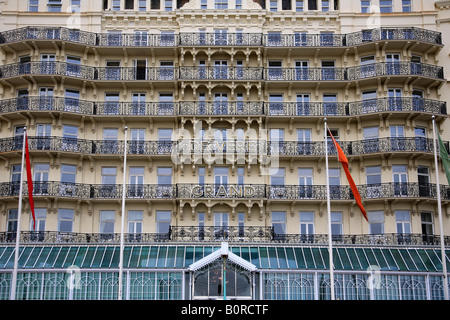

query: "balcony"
(0, 61), (95, 80)
(179, 101), (264, 116)
(346, 27), (442, 47)
(1, 230), (448, 246)
(0, 63), (443, 83)
(347, 62), (444, 81)
(0, 27), (441, 48)
(0, 26), (97, 46)
(265, 67), (347, 81)
(269, 137), (445, 157)
(1, 96), (444, 118)
(0, 182), (177, 200)
(264, 33), (345, 47)
(97, 33), (179, 47)
(0, 136), (175, 156)
(179, 66), (264, 81)
(95, 67), (177, 81)
(179, 33), (263, 46)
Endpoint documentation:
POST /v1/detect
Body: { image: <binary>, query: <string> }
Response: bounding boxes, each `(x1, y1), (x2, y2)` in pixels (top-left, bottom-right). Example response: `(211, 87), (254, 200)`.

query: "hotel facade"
(0, 0), (449, 300)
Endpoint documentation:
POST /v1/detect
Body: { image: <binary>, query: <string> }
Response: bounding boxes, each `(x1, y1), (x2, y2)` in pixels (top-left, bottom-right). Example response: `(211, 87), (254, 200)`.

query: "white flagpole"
(10, 127), (27, 300)
(432, 116), (449, 300)
(324, 118), (335, 300)
(118, 126), (128, 300)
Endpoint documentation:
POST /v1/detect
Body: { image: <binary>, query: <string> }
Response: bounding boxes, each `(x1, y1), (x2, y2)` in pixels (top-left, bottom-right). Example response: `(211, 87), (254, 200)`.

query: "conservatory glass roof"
(0, 245), (448, 272)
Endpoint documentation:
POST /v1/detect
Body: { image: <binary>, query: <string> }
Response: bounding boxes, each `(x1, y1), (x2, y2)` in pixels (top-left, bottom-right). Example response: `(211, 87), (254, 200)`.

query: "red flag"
(328, 129), (368, 222)
(25, 133), (36, 230)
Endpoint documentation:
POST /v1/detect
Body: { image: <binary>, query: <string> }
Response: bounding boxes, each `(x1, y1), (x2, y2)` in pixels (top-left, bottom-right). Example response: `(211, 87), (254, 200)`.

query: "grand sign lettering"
(191, 185), (256, 198)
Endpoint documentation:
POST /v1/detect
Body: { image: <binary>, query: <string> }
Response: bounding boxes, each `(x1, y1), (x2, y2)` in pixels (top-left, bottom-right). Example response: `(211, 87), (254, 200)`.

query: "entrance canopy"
(188, 242), (257, 272)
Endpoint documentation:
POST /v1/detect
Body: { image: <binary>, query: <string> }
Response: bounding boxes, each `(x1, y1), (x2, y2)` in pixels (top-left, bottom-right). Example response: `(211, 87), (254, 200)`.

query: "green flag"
(437, 129), (450, 185)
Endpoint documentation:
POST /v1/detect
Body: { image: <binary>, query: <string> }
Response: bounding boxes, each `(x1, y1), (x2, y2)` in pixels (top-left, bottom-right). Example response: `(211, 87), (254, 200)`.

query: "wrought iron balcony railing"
(0, 62), (444, 82)
(269, 137), (447, 157)
(1, 230), (448, 246)
(267, 98), (447, 116)
(2, 182), (446, 201)
(271, 232), (450, 246)
(170, 226), (273, 242)
(347, 62), (444, 80)
(178, 101), (265, 116)
(97, 33), (179, 47)
(179, 33), (263, 46)
(264, 33), (345, 47)
(94, 67), (178, 81)
(0, 136), (174, 155)
(2, 97), (444, 117)
(0, 27), (442, 48)
(0, 136), (447, 158)
(265, 67), (347, 81)
(0, 182), (177, 199)
(0, 96), (178, 116)
(178, 66), (264, 80)
(0, 26), (97, 46)
(346, 27), (442, 46)
(0, 61), (95, 80)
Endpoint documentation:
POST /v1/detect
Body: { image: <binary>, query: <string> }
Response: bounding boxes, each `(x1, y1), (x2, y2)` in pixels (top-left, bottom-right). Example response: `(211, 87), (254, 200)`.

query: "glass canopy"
(0, 245), (448, 272)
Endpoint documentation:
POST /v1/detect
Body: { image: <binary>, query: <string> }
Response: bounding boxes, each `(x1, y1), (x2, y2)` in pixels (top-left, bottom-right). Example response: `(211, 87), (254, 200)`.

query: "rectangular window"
(236, 0), (242, 9)
(164, 0), (172, 10)
(402, 0), (411, 12)
(268, 60), (283, 79)
(308, 0), (317, 10)
(7, 209), (18, 234)
(61, 164), (77, 184)
(47, 0), (62, 12)
(151, 0), (160, 9)
(421, 212), (433, 236)
(29, 0), (39, 11)
(63, 125), (78, 140)
(300, 212), (314, 235)
(105, 93), (120, 114)
(201, 0), (207, 9)
(296, 0), (304, 11)
(156, 211), (171, 234)
(361, 0), (370, 13)
(270, 167), (285, 185)
(331, 212), (343, 236)
(321, 0), (329, 11)
(128, 211), (143, 234)
(100, 211), (115, 236)
(368, 211), (384, 234)
(139, 0), (147, 10)
(58, 209), (74, 232)
(71, 0), (81, 12)
(272, 211), (286, 237)
(129, 167), (144, 197)
(198, 212), (205, 240)
(198, 167), (206, 185)
(112, 0), (121, 10)
(215, 0), (228, 9)
(396, 210), (411, 234)
(157, 167), (172, 185)
(366, 166), (381, 185)
(32, 208), (47, 232)
(393, 165), (408, 196)
(101, 167), (117, 185)
(379, 0), (392, 13)
(125, 0), (134, 9)
(237, 167), (245, 185)
(270, 0), (277, 11)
